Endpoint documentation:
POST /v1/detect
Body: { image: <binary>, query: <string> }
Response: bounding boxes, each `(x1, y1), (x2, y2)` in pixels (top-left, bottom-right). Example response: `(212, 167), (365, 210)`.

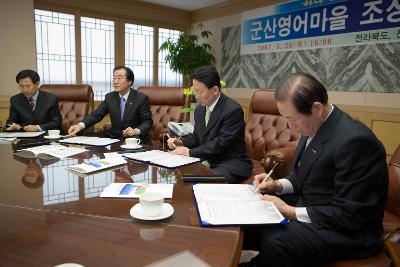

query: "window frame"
(33, 5), (184, 91)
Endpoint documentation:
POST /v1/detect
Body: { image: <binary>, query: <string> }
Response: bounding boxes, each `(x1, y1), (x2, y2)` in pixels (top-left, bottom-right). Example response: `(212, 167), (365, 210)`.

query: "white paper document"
(103, 152), (124, 160)
(146, 250), (210, 267)
(100, 183), (174, 198)
(123, 150), (201, 168)
(59, 136), (120, 146)
(193, 184), (286, 226)
(0, 131), (45, 138)
(66, 157), (127, 174)
(0, 137), (16, 143)
(21, 144), (87, 158)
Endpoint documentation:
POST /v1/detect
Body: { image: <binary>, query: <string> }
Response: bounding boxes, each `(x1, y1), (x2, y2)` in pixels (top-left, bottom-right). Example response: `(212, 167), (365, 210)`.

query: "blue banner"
(241, 0), (400, 54)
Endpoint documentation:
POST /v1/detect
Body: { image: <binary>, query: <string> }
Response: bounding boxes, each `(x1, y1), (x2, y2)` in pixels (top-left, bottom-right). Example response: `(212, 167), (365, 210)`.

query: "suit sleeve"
(6, 97), (19, 126)
(38, 96), (62, 131)
(307, 135), (388, 231)
(135, 95), (153, 136)
(188, 106), (245, 159)
(82, 99), (109, 128)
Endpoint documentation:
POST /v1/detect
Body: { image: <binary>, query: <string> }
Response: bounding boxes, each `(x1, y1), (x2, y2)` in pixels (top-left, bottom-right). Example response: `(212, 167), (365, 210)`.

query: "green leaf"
(181, 107), (194, 113)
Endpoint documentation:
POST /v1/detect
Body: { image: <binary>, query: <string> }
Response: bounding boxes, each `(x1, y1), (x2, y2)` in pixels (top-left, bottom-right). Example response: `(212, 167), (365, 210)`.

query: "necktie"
(29, 98), (35, 110)
(205, 107), (212, 126)
(120, 97), (126, 120)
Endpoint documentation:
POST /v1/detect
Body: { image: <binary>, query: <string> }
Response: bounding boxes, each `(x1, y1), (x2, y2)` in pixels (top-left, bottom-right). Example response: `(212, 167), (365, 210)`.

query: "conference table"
(0, 138), (243, 267)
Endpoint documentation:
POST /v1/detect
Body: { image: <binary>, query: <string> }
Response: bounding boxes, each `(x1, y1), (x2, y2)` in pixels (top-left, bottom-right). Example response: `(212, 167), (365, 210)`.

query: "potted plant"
(159, 24), (215, 87)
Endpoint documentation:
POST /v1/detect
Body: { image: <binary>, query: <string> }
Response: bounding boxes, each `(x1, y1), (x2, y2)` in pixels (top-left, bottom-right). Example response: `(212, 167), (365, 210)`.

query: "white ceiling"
(138, 0), (229, 11)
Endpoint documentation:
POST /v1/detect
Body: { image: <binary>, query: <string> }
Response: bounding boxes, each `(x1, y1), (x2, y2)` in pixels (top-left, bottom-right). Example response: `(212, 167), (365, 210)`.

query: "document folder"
(192, 184), (288, 226)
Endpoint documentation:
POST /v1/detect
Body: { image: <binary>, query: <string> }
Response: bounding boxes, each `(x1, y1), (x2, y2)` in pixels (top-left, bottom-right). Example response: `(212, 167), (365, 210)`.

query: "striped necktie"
(29, 98), (35, 110)
(120, 96), (126, 120)
(205, 107), (211, 126)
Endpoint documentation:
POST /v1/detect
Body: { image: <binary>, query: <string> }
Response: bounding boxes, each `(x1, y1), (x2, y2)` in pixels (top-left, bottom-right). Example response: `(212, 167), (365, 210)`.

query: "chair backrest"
(245, 89), (300, 161)
(387, 145), (400, 216)
(137, 86), (190, 140)
(39, 84), (94, 134)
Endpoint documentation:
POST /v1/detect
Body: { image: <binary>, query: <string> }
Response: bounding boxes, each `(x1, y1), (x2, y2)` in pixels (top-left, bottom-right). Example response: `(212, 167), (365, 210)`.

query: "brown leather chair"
(137, 86), (190, 146)
(384, 144), (400, 233)
(39, 84), (94, 134)
(245, 89), (300, 177)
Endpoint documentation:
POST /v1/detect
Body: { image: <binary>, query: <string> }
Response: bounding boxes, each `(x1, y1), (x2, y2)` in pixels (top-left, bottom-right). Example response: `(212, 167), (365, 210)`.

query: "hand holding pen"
(166, 133), (182, 149)
(254, 162), (278, 193)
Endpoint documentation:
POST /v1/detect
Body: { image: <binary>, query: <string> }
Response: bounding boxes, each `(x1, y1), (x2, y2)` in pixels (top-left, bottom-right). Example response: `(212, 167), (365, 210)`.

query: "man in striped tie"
(6, 69), (61, 132)
(68, 66), (152, 142)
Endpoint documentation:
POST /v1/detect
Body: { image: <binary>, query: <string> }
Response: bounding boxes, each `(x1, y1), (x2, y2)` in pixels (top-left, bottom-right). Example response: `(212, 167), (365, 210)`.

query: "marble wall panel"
(221, 26), (400, 93)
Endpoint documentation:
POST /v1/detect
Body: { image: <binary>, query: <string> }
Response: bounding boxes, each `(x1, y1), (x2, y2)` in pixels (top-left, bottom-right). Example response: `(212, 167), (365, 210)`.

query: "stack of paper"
(0, 131), (45, 138)
(123, 150), (201, 168)
(21, 144), (87, 158)
(0, 137), (16, 143)
(59, 136), (120, 146)
(66, 157), (127, 174)
(193, 184), (286, 226)
(100, 183), (174, 198)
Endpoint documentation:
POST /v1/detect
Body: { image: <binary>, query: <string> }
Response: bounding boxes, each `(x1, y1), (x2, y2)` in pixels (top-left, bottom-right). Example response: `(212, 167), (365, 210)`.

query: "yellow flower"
(220, 80), (226, 88)
(183, 87), (194, 96)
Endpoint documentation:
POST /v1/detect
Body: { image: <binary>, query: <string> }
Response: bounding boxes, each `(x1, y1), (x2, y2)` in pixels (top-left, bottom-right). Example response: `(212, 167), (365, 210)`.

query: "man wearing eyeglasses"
(6, 69), (62, 132)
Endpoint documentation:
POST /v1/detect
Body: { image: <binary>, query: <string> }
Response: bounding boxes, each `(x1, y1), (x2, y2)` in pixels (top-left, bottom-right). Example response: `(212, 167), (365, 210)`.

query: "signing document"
(193, 184), (286, 226)
(123, 150), (201, 168)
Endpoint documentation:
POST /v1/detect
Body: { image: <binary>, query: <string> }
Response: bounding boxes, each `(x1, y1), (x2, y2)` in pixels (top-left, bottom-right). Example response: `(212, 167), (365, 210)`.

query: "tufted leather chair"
(245, 89), (300, 177)
(137, 86), (190, 147)
(384, 144), (400, 233)
(39, 84), (94, 134)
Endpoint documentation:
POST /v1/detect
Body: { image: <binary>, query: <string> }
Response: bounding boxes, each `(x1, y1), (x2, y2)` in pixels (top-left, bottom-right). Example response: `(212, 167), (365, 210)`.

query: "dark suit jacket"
(82, 89), (152, 142)
(288, 106), (388, 256)
(183, 93), (253, 179)
(6, 91), (62, 131)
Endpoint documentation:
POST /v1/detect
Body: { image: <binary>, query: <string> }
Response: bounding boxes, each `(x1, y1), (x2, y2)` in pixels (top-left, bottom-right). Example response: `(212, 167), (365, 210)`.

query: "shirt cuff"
(79, 122), (86, 130)
(134, 128), (141, 135)
(276, 178), (294, 195)
(37, 125), (42, 131)
(295, 207), (312, 223)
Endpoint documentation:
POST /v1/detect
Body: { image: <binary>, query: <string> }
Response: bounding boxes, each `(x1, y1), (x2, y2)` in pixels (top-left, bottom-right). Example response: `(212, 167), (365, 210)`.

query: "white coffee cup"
(139, 192), (164, 217)
(126, 138), (141, 147)
(48, 129), (60, 137)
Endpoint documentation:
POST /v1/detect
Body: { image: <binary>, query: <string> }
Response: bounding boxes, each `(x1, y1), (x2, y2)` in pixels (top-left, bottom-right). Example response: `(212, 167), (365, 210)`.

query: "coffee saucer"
(44, 135), (62, 139)
(130, 203), (174, 221)
(121, 144), (142, 149)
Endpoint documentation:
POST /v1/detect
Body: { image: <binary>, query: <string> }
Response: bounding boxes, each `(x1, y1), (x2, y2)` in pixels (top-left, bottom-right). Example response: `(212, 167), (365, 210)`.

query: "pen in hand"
(255, 162), (278, 193)
(167, 133), (176, 148)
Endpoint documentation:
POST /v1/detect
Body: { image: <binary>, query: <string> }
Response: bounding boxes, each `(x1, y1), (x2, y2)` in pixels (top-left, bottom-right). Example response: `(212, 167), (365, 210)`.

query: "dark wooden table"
(0, 139), (242, 267)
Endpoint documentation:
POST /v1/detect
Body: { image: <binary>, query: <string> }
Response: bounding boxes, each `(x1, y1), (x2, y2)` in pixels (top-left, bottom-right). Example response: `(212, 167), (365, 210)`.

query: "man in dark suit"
(241, 73), (388, 266)
(6, 69), (61, 132)
(68, 66), (152, 142)
(167, 67), (253, 183)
